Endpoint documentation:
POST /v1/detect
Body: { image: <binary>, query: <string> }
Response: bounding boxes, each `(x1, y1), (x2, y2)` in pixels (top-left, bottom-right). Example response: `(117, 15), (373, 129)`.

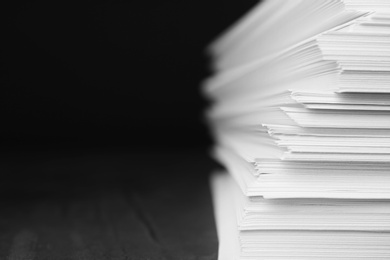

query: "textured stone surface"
(0, 151), (219, 260)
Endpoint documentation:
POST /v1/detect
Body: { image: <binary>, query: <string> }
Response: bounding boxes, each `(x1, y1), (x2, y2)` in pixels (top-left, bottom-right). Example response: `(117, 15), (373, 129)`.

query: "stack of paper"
(206, 0), (390, 259)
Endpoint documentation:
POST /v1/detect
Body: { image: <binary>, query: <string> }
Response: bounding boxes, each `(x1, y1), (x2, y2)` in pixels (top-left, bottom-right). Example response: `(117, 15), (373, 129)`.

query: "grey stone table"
(0, 149), (218, 260)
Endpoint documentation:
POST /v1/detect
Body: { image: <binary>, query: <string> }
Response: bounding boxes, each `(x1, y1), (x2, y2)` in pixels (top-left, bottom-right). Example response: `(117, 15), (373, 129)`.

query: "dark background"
(2, 0), (258, 153)
(0, 2), (259, 258)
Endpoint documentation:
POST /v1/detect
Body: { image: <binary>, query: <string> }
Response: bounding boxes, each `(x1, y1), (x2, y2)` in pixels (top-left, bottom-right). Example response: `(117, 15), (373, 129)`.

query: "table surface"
(0, 149), (219, 260)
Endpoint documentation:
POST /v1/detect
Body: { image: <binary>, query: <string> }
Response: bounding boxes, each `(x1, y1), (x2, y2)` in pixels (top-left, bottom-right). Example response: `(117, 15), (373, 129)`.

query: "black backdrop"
(1, 3), (261, 257)
(3, 1), (258, 152)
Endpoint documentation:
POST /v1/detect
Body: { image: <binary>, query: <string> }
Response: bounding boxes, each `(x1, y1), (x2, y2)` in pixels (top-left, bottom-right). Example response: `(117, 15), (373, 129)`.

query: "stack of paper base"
(211, 172), (390, 259)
